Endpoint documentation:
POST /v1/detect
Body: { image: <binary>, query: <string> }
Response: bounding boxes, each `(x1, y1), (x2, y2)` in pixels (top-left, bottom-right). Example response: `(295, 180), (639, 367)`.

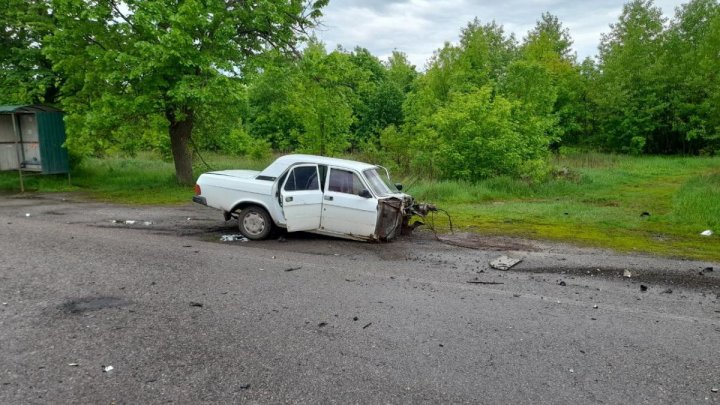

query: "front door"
(280, 165), (323, 232)
(320, 167), (378, 238)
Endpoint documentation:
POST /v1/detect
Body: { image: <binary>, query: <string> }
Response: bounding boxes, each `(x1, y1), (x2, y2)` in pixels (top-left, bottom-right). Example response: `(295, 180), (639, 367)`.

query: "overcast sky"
(313, 0), (686, 69)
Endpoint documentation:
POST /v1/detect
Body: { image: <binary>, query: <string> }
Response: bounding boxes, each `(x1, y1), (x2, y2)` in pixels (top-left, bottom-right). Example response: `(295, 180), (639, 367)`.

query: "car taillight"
(194, 184), (201, 195)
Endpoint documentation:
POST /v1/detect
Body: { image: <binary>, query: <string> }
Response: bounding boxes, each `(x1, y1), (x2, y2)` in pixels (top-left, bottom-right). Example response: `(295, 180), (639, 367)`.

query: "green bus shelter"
(0, 105), (69, 191)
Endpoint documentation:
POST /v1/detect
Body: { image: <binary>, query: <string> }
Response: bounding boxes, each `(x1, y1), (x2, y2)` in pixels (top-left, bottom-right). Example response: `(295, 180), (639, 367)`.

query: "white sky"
(313, 0), (687, 69)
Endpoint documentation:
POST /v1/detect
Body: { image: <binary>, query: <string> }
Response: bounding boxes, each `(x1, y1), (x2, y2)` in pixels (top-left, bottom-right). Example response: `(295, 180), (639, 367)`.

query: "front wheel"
(237, 206), (273, 240)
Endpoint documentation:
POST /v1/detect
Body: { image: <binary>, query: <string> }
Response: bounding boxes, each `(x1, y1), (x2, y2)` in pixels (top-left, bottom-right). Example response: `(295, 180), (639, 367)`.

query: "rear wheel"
(238, 206), (273, 240)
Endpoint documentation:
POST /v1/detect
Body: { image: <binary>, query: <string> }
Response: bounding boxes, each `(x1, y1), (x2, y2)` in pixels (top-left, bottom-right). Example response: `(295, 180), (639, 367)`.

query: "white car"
(193, 154), (434, 241)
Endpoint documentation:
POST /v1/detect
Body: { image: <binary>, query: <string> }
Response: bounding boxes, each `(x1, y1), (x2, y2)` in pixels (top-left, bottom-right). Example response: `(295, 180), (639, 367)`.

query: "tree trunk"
(167, 108), (195, 185)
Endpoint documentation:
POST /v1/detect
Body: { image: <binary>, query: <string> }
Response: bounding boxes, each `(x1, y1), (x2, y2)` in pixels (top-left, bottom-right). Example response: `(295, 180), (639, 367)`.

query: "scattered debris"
(25, 213), (31, 217)
(68, 363), (79, 367)
(558, 281), (567, 286)
(490, 256), (522, 271)
(466, 280), (504, 285)
(125, 220), (136, 225)
(593, 305), (599, 309)
(284, 266), (302, 272)
(2, 302), (7, 305)
(277, 236), (287, 243)
(318, 322), (328, 328)
(703, 267), (714, 273)
(662, 288), (673, 294)
(569, 368), (574, 373)
(711, 388), (718, 393)
(640, 285), (648, 292)
(189, 302), (203, 308)
(623, 269), (632, 278)
(239, 384), (251, 390)
(353, 317), (359, 321)
(143, 221), (153, 226)
(220, 234), (249, 242)
(362, 322), (372, 329)
(700, 230), (713, 236)
(102, 365), (114, 373)
(512, 294), (521, 298)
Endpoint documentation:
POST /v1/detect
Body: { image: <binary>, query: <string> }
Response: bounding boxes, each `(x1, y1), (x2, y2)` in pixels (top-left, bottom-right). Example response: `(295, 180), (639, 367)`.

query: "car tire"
(238, 206), (273, 240)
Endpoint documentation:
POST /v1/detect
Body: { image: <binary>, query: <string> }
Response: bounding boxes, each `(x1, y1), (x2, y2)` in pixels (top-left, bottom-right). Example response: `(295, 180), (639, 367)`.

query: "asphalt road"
(1, 193), (719, 404)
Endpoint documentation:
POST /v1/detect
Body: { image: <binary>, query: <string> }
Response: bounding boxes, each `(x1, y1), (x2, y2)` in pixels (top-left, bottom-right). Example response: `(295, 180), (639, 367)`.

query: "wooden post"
(11, 113), (24, 193)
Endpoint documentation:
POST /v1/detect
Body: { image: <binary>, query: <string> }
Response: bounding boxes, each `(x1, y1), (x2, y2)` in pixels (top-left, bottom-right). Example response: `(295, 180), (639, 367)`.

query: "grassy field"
(1, 151), (718, 261)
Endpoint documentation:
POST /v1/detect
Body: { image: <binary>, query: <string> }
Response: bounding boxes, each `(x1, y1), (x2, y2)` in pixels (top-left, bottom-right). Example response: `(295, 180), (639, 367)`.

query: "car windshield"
(364, 168), (398, 196)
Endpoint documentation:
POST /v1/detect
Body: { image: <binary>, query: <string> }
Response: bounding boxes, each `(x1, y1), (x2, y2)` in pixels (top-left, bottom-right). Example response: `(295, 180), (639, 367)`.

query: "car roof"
(259, 154), (377, 178)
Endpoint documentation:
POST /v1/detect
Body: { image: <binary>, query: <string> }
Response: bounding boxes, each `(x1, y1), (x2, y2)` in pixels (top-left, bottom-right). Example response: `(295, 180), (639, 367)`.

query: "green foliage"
(0, 0), (60, 104)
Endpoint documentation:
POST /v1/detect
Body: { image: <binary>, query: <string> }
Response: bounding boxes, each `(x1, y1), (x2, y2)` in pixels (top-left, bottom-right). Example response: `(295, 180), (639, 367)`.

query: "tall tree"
(664, 0), (720, 154)
(595, 0), (668, 153)
(44, 0), (327, 185)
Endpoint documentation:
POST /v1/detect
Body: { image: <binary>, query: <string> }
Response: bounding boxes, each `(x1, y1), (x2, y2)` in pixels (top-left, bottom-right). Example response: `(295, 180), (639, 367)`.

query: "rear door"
(280, 165), (323, 232)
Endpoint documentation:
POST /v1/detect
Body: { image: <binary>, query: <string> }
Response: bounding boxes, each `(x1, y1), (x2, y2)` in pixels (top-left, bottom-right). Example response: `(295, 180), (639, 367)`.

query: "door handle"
(285, 196), (293, 202)
(324, 196), (333, 201)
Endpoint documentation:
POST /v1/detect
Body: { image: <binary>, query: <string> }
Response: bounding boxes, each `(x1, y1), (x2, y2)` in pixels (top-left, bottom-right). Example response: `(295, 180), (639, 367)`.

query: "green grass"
(1, 151), (718, 261)
(407, 153), (720, 261)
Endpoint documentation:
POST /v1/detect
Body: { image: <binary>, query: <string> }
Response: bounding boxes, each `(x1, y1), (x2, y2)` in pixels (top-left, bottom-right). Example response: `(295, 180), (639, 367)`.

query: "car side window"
(327, 168), (365, 195)
(284, 166), (319, 191)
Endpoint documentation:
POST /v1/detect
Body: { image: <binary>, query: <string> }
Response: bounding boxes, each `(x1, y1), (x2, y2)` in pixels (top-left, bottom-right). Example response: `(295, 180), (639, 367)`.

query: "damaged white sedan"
(193, 154), (435, 241)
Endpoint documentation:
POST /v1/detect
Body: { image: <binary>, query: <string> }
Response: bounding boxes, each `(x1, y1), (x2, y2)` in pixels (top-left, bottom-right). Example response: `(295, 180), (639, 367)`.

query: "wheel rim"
(242, 211), (266, 236)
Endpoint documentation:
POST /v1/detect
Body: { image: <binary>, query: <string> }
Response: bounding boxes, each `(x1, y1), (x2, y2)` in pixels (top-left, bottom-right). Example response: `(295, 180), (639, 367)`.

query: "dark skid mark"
(60, 296), (129, 314)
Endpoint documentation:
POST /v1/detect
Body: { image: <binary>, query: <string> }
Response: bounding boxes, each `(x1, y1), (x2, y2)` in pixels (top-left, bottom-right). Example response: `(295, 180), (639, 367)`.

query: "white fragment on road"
(569, 368), (574, 373)
(593, 305), (599, 309)
(700, 230), (713, 236)
(124, 220), (136, 225)
(102, 365), (113, 372)
(623, 269), (632, 278)
(143, 221), (153, 226)
(25, 213), (30, 217)
(220, 234), (249, 242)
(489, 255), (522, 271)
(2, 302), (7, 306)
(68, 363), (79, 367)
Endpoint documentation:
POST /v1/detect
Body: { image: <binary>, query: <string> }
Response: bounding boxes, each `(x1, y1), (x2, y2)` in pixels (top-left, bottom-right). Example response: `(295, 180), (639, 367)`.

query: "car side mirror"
(359, 189), (372, 198)
(395, 183), (403, 191)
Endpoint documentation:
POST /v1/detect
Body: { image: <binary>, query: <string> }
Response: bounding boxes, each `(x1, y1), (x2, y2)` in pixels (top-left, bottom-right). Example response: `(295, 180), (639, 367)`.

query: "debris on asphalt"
(593, 305), (598, 309)
(362, 322), (372, 329)
(239, 384), (251, 390)
(68, 363), (79, 367)
(640, 285), (648, 292)
(623, 269), (632, 278)
(277, 236), (287, 243)
(220, 234), (249, 242)
(558, 281), (567, 286)
(318, 322), (328, 328)
(703, 266), (714, 273)
(25, 213), (31, 217)
(490, 255), (522, 271)
(189, 302), (203, 307)
(711, 388), (718, 393)
(662, 288), (673, 294)
(102, 365), (114, 373)
(513, 294), (521, 298)
(569, 368), (574, 373)
(466, 279), (504, 285)
(125, 220), (136, 225)
(284, 266), (302, 272)
(353, 317), (359, 321)
(143, 221), (153, 226)
(700, 230), (713, 236)
(2, 302), (7, 305)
